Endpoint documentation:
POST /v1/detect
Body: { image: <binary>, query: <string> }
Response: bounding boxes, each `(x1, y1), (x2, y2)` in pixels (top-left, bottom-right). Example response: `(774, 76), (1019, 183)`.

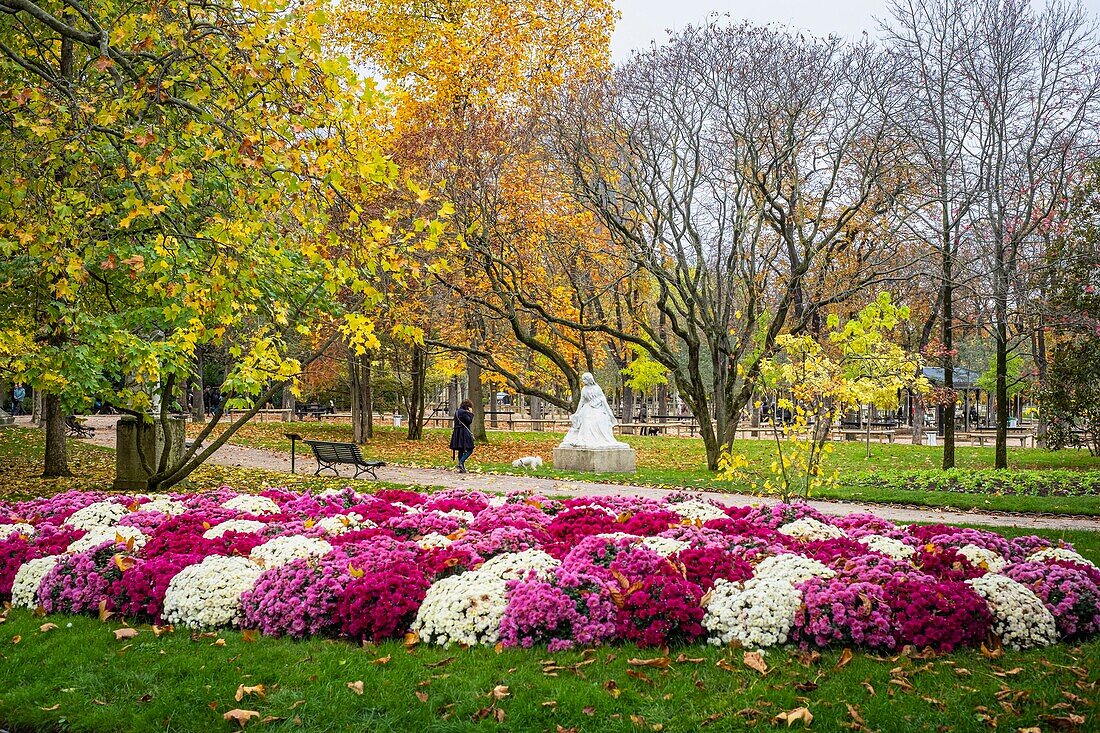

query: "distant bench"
(303, 440), (385, 480)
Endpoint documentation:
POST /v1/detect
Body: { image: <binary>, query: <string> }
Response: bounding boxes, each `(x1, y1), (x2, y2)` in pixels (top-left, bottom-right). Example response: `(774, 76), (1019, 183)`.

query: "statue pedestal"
(0, 409), (13, 427)
(552, 445), (636, 473)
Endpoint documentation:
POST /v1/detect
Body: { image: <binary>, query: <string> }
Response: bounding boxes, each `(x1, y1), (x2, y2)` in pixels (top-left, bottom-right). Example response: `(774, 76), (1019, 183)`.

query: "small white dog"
(511, 456), (543, 471)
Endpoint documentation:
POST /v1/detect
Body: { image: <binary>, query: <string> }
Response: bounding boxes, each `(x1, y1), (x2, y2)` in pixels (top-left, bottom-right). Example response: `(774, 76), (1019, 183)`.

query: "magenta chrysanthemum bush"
(37, 541), (131, 614)
(884, 577), (991, 652)
(793, 577), (895, 650)
(1004, 562), (1100, 639)
(111, 552), (207, 621)
(3, 488), (1096, 653)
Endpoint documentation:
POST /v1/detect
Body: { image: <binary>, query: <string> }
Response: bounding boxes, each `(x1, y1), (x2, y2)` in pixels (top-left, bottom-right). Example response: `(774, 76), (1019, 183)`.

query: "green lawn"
(189, 422), (1100, 515)
(0, 609), (1096, 733)
(3, 427), (1099, 732)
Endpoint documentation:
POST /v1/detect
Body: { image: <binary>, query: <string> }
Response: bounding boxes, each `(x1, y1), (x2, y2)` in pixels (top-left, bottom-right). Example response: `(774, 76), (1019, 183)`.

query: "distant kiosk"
(552, 372), (636, 473)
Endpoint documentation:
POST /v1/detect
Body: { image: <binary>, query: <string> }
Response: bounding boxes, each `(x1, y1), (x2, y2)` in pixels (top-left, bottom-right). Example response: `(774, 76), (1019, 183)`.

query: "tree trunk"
(489, 388), (498, 428)
(407, 344), (426, 440)
(911, 392), (924, 445)
(349, 353), (371, 444)
(530, 394), (543, 431)
(42, 393), (70, 477)
(942, 274), (956, 469)
(995, 313), (1009, 469)
(467, 355), (486, 441)
(32, 389), (42, 426)
(621, 384), (635, 435)
(1034, 323), (1048, 446)
(448, 378), (459, 415)
(281, 387), (295, 423)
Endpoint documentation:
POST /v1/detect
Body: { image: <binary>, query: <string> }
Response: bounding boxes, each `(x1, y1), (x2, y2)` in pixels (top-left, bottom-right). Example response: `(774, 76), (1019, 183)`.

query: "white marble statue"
(560, 373), (629, 449)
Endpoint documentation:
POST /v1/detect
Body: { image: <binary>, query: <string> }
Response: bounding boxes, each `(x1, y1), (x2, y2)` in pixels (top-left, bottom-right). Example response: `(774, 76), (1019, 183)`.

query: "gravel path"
(68, 415), (1100, 532)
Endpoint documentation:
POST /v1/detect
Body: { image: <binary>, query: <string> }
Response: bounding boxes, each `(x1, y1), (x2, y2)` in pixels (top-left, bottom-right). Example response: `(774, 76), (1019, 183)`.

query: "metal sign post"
(285, 432), (302, 474)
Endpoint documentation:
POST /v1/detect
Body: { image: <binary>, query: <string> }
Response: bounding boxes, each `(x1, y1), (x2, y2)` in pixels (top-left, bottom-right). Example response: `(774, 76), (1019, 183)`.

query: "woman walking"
(450, 399), (476, 473)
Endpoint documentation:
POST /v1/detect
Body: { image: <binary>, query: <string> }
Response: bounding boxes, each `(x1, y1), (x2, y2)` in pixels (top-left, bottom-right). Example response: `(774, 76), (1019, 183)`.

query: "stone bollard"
(113, 416), (186, 491)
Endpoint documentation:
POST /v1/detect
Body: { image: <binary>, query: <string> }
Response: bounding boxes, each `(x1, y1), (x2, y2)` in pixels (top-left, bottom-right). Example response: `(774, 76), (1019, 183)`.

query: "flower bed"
(2, 488), (1097, 653)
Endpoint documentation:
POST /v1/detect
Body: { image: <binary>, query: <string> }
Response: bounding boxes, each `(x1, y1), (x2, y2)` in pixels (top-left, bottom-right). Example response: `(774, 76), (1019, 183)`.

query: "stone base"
(0, 409), (12, 427)
(114, 416), (186, 491)
(553, 445), (636, 473)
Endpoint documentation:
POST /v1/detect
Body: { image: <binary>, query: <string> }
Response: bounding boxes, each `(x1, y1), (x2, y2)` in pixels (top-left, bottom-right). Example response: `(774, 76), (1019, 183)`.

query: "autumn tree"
(0, 0), (444, 485)
(333, 0), (621, 417)
(549, 21), (915, 469)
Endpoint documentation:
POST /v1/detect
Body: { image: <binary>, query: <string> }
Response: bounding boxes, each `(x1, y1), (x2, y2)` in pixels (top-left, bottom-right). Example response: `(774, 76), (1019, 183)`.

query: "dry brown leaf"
(404, 631), (420, 649)
(151, 624), (174, 637)
(371, 654), (392, 665)
(289, 700), (305, 709)
(542, 700), (558, 709)
(415, 691), (429, 704)
(39, 703), (60, 711)
(993, 667), (1024, 677)
(675, 653), (705, 664)
(241, 629), (259, 643)
(583, 706), (596, 716)
(743, 651), (768, 675)
(234, 684), (266, 702)
(259, 716), (285, 725)
(835, 648), (854, 669)
(628, 656), (672, 668)
(774, 706), (813, 728)
(425, 656), (455, 669)
(98, 600), (114, 623)
(39, 623), (58, 633)
(716, 657), (737, 672)
(211, 638), (227, 647)
(113, 628), (138, 640)
(346, 681), (364, 695)
(1039, 714), (1087, 730)
(846, 703), (865, 726)
(488, 685), (510, 700)
(223, 709), (260, 728)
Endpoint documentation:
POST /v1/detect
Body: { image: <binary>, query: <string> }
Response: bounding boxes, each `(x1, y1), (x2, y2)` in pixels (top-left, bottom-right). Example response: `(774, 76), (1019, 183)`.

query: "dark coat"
(449, 407), (475, 452)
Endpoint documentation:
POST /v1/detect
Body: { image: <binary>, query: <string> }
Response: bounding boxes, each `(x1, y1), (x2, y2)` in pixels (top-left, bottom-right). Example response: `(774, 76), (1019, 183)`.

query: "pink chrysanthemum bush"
(3, 488), (1097, 653)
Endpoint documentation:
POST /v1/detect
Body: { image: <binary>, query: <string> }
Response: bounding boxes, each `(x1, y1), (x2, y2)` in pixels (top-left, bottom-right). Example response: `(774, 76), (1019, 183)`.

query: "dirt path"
(70, 415), (1100, 532)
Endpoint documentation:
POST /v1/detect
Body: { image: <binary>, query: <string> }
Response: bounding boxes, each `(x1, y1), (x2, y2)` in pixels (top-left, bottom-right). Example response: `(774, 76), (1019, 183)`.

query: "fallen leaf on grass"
(260, 716), (285, 724)
(542, 700), (558, 710)
(487, 685), (510, 700)
(675, 653), (705, 664)
(11, 635), (20, 644)
(582, 706), (596, 716)
(371, 654), (392, 665)
(114, 628), (138, 640)
(425, 656), (455, 669)
(993, 667), (1024, 677)
(223, 709), (260, 727)
(289, 700), (306, 710)
(603, 680), (621, 698)
(835, 648), (854, 669)
(700, 712), (725, 727)
(151, 625), (174, 637)
(774, 706), (813, 728)
(346, 681), (364, 695)
(1039, 714), (1086, 730)
(743, 651), (768, 675)
(415, 691), (429, 703)
(98, 600), (113, 622)
(241, 629), (259, 643)
(235, 684), (266, 702)
(628, 656), (671, 669)
(39, 704), (60, 711)
(39, 623), (58, 633)
(404, 632), (420, 649)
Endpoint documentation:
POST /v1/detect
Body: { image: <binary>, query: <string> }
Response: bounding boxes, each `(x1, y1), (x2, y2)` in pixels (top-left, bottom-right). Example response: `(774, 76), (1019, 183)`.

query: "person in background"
(11, 383), (25, 416)
(450, 399), (476, 473)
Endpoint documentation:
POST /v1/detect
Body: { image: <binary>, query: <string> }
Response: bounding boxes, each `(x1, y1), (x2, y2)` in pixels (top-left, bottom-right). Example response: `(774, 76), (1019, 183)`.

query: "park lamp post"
(285, 432), (302, 474)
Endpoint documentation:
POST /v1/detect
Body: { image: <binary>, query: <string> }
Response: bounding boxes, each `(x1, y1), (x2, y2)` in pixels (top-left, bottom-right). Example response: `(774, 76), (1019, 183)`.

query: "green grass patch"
(0, 610), (1096, 733)
(188, 422), (1100, 515)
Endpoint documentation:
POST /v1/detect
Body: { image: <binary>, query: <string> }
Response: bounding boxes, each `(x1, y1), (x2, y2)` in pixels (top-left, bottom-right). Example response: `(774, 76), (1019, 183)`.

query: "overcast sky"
(611, 0), (1100, 62)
